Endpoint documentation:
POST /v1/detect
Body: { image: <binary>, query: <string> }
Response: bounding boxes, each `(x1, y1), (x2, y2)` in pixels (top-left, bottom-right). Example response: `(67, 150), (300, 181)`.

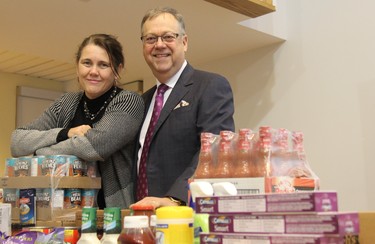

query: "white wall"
(200, 0), (375, 211)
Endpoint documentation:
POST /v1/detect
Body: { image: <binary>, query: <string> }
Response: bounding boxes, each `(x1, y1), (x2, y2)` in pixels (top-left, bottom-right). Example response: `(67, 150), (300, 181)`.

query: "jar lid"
(156, 206), (193, 219)
(123, 215), (149, 228)
(130, 204), (155, 211)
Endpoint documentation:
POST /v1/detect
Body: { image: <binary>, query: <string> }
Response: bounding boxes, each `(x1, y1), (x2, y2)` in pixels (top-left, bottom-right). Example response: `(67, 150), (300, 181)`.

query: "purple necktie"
(137, 84), (169, 201)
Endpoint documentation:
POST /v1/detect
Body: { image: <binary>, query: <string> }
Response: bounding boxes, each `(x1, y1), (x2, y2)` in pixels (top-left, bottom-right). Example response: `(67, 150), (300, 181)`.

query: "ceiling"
(0, 0), (282, 85)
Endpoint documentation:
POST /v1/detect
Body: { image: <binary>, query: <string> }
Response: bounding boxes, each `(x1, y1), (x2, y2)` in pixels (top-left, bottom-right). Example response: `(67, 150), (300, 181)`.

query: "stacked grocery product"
(0, 154), (101, 232)
(195, 191), (359, 243)
(189, 127), (359, 243)
(192, 126), (319, 195)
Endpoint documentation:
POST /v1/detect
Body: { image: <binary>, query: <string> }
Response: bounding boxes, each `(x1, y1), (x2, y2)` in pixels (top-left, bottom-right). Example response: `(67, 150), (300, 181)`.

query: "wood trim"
(204, 0), (275, 18)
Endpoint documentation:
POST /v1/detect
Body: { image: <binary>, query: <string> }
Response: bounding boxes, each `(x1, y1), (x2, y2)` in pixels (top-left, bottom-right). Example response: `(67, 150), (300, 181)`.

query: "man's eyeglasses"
(141, 33), (181, 45)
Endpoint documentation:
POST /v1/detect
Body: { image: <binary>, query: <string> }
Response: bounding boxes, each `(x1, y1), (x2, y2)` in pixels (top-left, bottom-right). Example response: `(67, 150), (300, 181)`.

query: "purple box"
(209, 212), (359, 235)
(200, 233), (358, 244)
(195, 191), (338, 214)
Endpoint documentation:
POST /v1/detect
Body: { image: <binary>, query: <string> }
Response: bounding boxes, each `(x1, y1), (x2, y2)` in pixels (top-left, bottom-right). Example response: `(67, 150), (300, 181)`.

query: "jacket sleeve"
(10, 95), (67, 157)
(35, 91), (145, 162)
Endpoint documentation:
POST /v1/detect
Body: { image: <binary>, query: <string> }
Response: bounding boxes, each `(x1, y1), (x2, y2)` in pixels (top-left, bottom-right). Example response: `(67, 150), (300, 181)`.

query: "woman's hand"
(68, 125), (92, 138)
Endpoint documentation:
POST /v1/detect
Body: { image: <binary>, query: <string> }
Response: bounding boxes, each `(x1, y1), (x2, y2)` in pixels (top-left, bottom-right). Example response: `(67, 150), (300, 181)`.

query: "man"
(132, 7), (235, 208)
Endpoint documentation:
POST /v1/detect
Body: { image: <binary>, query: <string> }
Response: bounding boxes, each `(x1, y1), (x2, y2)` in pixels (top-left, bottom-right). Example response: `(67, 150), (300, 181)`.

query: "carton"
(199, 233), (358, 244)
(208, 212), (359, 235)
(195, 191), (338, 214)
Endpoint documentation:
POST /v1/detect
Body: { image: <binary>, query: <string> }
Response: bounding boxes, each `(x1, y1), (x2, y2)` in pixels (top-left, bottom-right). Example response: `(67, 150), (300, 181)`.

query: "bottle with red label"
(213, 130), (234, 178)
(194, 132), (214, 179)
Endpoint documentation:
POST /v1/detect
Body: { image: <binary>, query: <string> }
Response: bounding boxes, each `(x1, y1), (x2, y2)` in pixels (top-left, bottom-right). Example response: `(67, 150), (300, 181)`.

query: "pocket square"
(174, 100), (190, 110)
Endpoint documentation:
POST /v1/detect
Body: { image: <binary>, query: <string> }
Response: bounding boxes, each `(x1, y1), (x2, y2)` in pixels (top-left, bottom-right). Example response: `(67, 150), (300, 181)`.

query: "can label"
(81, 189), (97, 207)
(19, 189), (36, 225)
(41, 155), (69, 176)
(64, 227), (80, 244)
(3, 189), (19, 208)
(103, 207), (121, 234)
(64, 189), (81, 209)
(85, 161), (98, 177)
(5, 158), (17, 177)
(68, 156), (85, 176)
(14, 157), (32, 176)
(36, 188), (51, 208)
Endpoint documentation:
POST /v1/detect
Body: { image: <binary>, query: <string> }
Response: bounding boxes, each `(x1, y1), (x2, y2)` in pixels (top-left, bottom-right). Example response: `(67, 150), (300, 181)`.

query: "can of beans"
(68, 156), (85, 177)
(64, 188), (82, 209)
(14, 157), (32, 176)
(81, 189), (97, 207)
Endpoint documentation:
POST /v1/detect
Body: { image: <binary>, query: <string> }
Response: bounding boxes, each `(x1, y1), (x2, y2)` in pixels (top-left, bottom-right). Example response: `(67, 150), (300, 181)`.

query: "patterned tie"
(137, 84), (169, 201)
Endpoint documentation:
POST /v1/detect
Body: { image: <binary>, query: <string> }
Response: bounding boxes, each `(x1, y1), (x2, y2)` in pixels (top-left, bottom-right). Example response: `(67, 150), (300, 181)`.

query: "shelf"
(0, 176), (101, 189)
(204, 0), (276, 18)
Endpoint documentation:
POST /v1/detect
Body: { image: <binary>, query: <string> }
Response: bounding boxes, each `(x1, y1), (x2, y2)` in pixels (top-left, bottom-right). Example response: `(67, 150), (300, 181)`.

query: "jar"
(155, 206), (194, 244)
(117, 215), (155, 244)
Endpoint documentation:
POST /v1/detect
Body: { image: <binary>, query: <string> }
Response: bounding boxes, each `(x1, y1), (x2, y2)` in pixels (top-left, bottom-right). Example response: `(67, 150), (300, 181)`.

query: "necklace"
(83, 87), (117, 121)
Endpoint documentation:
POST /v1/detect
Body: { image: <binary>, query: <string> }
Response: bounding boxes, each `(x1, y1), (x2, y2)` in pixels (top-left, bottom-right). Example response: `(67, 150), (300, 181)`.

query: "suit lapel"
(153, 64), (194, 133)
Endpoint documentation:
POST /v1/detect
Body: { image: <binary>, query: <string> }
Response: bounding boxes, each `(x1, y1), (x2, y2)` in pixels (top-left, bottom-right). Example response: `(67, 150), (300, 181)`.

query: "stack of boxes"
(195, 191), (359, 243)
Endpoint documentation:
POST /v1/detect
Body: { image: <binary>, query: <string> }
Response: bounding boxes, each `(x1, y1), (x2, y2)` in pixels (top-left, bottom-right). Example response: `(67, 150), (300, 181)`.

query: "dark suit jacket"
(134, 63), (235, 203)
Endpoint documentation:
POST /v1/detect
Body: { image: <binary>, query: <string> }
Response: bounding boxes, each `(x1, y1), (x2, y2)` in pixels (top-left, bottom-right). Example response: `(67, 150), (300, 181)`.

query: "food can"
(36, 188), (51, 208)
(3, 188), (19, 208)
(14, 157), (32, 176)
(85, 161), (98, 177)
(63, 227), (80, 244)
(5, 158), (17, 177)
(64, 188), (82, 209)
(41, 155), (69, 176)
(68, 155), (85, 177)
(81, 189), (97, 207)
(155, 206), (194, 244)
(31, 156), (45, 176)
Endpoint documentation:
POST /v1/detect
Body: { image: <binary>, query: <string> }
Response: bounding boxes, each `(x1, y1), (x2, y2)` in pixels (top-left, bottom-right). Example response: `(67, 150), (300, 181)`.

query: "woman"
(10, 34), (145, 208)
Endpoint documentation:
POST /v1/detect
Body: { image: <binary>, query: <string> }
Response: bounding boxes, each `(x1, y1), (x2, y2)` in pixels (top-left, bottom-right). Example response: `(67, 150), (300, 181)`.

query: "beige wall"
(199, 0), (375, 212)
(0, 72), (64, 175)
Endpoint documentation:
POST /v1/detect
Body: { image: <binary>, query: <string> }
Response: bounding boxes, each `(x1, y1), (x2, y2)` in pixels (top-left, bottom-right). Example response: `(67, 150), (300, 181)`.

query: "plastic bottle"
(214, 130), (234, 178)
(156, 206), (194, 244)
(100, 207), (121, 244)
(77, 207), (101, 244)
(194, 132), (214, 178)
(150, 215), (157, 237)
(117, 215), (155, 244)
(254, 126), (272, 177)
(233, 128), (254, 177)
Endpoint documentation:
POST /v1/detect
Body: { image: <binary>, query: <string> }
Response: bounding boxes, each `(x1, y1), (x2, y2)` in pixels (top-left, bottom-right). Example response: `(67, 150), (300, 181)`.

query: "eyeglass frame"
(140, 32), (183, 45)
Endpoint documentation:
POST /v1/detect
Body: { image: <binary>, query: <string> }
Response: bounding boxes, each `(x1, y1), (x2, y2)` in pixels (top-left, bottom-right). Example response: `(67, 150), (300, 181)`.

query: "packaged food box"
(195, 191), (338, 214)
(208, 212), (359, 235)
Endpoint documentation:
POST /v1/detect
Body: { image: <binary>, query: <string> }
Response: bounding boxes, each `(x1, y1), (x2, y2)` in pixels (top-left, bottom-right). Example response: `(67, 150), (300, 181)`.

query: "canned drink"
(14, 157), (32, 176)
(68, 156), (85, 177)
(5, 158), (18, 177)
(64, 227), (80, 244)
(81, 189), (97, 207)
(64, 188), (82, 209)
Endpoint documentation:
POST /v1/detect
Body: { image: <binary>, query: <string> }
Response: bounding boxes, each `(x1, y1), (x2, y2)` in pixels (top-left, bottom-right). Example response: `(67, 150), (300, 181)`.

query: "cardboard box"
(195, 191), (338, 214)
(359, 212), (375, 243)
(208, 212), (359, 235)
(192, 177), (265, 195)
(199, 233), (358, 244)
(0, 176), (101, 189)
